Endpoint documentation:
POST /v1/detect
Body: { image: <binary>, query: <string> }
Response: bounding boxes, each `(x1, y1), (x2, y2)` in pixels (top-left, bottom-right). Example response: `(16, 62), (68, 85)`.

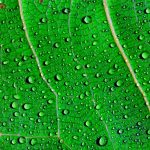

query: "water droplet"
(140, 52), (149, 59)
(26, 76), (34, 84)
(145, 8), (150, 14)
(62, 8), (70, 14)
(40, 18), (47, 23)
(14, 94), (20, 100)
(75, 65), (81, 70)
(115, 80), (123, 87)
(118, 129), (124, 134)
(11, 139), (16, 145)
(47, 100), (53, 104)
(109, 43), (115, 48)
(53, 42), (59, 48)
(23, 103), (32, 110)
(43, 61), (49, 66)
(108, 68), (115, 75)
(55, 74), (63, 81)
(84, 121), (91, 127)
(123, 114), (128, 119)
(10, 102), (18, 109)
(72, 135), (78, 140)
(95, 104), (100, 110)
(13, 112), (19, 117)
(30, 139), (37, 145)
(96, 136), (108, 146)
(62, 109), (69, 115)
(38, 111), (44, 117)
(146, 129), (150, 135)
(82, 16), (92, 24)
(92, 41), (97, 46)
(138, 35), (144, 40)
(18, 137), (26, 144)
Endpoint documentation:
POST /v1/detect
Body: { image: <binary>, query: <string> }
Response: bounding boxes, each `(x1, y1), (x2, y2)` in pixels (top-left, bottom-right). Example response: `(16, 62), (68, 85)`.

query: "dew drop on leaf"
(145, 8), (150, 14)
(30, 139), (37, 145)
(40, 18), (47, 23)
(62, 8), (70, 14)
(96, 136), (108, 146)
(108, 68), (115, 75)
(38, 111), (45, 117)
(13, 94), (20, 100)
(82, 16), (92, 24)
(138, 35), (144, 41)
(116, 80), (123, 87)
(55, 74), (63, 81)
(62, 109), (69, 115)
(18, 137), (26, 144)
(118, 129), (124, 134)
(84, 120), (91, 127)
(11, 139), (16, 145)
(23, 103), (32, 110)
(26, 76), (35, 84)
(146, 129), (150, 135)
(10, 101), (18, 109)
(13, 112), (19, 117)
(140, 52), (149, 59)
(53, 42), (59, 48)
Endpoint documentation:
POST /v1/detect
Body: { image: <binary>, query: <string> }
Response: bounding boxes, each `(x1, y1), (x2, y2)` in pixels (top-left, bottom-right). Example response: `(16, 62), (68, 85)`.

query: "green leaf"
(0, 0), (150, 149)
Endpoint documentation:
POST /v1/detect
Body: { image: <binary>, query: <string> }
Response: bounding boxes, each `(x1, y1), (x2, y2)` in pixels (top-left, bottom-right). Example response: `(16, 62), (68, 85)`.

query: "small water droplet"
(53, 42), (59, 48)
(62, 8), (70, 14)
(118, 129), (124, 134)
(82, 16), (92, 24)
(84, 121), (91, 127)
(62, 109), (69, 115)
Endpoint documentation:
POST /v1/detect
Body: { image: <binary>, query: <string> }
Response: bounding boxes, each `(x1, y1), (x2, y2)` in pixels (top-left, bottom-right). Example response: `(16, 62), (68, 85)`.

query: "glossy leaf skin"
(0, 0), (149, 150)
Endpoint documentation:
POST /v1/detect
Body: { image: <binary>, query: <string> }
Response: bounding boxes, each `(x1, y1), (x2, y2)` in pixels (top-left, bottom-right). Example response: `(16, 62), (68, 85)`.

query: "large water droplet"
(18, 137), (26, 144)
(96, 136), (108, 146)
(23, 103), (32, 110)
(145, 8), (150, 14)
(140, 52), (149, 59)
(30, 139), (37, 145)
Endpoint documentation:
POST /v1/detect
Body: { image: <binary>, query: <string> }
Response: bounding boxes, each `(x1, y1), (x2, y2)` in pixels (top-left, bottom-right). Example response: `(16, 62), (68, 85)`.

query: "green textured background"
(0, 0), (150, 149)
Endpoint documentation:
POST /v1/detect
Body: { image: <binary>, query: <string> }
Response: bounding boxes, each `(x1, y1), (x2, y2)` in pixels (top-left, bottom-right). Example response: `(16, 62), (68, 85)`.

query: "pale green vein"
(103, 0), (150, 111)
(18, 0), (60, 137)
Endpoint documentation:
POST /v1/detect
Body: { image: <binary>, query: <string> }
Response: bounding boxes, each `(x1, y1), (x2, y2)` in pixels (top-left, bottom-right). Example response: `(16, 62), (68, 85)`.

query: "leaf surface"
(0, 0), (150, 149)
